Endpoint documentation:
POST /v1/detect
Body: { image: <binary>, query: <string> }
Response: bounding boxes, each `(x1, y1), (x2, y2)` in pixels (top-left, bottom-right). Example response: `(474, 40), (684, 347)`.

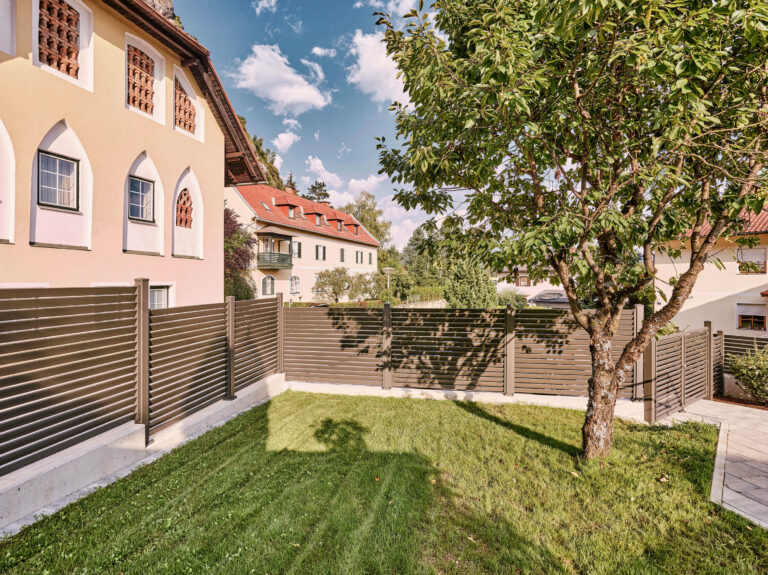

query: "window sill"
(124, 249), (163, 257)
(126, 103), (166, 126)
(38, 205), (83, 216)
(128, 218), (158, 227)
(0, 239), (12, 245)
(172, 254), (203, 260)
(30, 242), (90, 251)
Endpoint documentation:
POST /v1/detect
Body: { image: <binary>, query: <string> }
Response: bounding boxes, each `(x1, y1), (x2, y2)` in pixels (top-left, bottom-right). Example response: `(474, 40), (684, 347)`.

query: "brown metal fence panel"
(683, 330), (709, 404)
(0, 287), (138, 475)
(514, 309), (636, 397)
(723, 334), (768, 374)
(234, 298), (279, 391)
(713, 332), (724, 395)
(148, 303), (228, 434)
(283, 307), (383, 386)
(391, 309), (505, 392)
(654, 334), (684, 419)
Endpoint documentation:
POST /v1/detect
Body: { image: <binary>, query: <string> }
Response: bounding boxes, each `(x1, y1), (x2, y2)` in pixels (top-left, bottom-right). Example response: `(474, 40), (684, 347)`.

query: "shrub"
(655, 322), (679, 339)
(728, 345), (768, 403)
(497, 289), (527, 309)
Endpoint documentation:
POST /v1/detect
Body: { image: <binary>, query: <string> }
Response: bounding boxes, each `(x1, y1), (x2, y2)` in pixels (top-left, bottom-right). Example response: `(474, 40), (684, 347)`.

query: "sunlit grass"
(1, 391), (765, 574)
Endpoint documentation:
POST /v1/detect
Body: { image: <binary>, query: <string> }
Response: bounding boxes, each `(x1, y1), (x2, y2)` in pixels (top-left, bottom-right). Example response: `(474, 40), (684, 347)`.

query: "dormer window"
(353, 225), (359, 236)
(288, 207), (295, 219)
(337, 220), (343, 231)
(39, 0), (80, 79)
(127, 45), (154, 115)
(174, 79), (196, 133)
(315, 214), (321, 226)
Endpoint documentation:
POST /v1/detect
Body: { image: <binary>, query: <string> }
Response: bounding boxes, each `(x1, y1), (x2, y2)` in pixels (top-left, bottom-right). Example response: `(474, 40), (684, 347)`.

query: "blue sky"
(174, 0), (425, 248)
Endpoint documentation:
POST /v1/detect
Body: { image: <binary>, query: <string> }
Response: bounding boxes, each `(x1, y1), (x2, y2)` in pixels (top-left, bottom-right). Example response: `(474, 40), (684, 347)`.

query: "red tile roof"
(696, 207), (768, 236)
(234, 185), (380, 247)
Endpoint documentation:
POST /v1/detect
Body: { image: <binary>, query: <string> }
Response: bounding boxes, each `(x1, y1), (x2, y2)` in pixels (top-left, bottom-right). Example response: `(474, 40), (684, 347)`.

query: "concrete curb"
(709, 421), (728, 506)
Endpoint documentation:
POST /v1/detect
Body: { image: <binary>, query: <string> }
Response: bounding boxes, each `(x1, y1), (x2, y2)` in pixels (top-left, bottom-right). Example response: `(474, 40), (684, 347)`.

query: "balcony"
(257, 252), (293, 269)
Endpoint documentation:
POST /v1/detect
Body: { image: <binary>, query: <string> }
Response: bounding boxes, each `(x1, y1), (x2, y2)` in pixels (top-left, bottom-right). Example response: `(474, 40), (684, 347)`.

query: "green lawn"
(1, 392), (766, 574)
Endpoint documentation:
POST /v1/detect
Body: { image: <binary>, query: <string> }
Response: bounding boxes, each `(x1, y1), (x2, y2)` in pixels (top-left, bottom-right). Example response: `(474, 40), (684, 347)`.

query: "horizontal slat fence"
(234, 298), (279, 391)
(684, 330), (709, 404)
(713, 331), (724, 396)
(723, 334), (768, 374)
(391, 309), (505, 392)
(0, 287), (138, 475)
(148, 303), (228, 434)
(514, 308), (637, 397)
(654, 334), (684, 420)
(284, 307), (383, 386)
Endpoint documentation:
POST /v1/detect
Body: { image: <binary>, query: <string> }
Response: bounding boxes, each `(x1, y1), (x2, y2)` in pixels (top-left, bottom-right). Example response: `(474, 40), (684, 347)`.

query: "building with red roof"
(226, 185), (379, 302)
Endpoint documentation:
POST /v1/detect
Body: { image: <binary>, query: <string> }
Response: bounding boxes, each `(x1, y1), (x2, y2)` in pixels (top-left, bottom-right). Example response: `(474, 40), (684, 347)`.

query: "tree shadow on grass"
(0, 401), (570, 575)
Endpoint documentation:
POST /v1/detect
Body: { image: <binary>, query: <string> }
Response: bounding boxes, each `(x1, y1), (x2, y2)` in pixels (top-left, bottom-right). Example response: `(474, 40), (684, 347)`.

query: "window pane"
(39, 152), (77, 209)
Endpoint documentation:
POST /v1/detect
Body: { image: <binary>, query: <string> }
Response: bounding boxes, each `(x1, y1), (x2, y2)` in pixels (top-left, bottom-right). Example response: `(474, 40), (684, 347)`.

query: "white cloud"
(311, 46), (337, 58)
(231, 44), (331, 116)
(352, 0), (415, 16)
(314, 131), (320, 141)
(282, 118), (301, 130)
(328, 189), (356, 207)
(305, 155), (343, 188)
(273, 154), (283, 171)
(300, 59), (325, 84)
(271, 131), (301, 154)
(348, 173), (386, 195)
(337, 142), (352, 159)
(391, 218), (418, 250)
(347, 30), (408, 106)
(286, 16), (303, 34)
(252, 0), (278, 15)
(299, 175), (312, 188)
(380, 194), (425, 248)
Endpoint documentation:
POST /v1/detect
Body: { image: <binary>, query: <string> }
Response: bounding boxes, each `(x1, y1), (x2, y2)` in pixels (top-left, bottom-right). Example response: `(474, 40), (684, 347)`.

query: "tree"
(401, 224), (448, 287)
(238, 115), (284, 190)
(313, 268), (373, 303)
(286, 171), (297, 190)
(303, 180), (330, 204)
(338, 191), (393, 246)
(377, 2), (768, 458)
(444, 259), (498, 309)
(224, 208), (257, 300)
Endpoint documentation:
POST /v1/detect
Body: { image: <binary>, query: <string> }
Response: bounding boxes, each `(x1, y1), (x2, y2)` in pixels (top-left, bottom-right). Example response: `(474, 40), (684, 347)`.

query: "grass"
(1, 392), (766, 574)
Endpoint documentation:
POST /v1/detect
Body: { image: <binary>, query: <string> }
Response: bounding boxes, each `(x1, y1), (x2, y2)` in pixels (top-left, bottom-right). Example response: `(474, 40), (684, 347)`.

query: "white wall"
(30, 120), (93, 249)
(0, 117), (14, 242)
(123, 152), (164, 255)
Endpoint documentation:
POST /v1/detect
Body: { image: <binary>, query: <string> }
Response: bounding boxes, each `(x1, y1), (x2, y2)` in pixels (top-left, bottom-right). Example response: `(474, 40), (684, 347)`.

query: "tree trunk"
(583, 335), (618, 459)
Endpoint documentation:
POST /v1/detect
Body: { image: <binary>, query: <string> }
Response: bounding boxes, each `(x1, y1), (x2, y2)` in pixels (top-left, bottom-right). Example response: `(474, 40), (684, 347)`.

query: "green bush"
(496, 289), (527, 309)
(728, 345), (768, 403)
(655, 322), (679, 339)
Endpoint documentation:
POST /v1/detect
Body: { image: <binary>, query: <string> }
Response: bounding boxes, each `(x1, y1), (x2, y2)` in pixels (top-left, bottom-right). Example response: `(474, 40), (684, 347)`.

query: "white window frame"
(149, 285), (170, 310)
(33, 0), (94, 92)
(292, 240), (301, 258)
(173, 66), (205, 142)
(288, 206), (295, 219)
(290, 275), (300, 294)
(38, 150), (79, 211)
(128, 175), (154, 223)
(262, 275), (276, 296)
(316, 244), (326, 261)
(125, 33), (166, 125)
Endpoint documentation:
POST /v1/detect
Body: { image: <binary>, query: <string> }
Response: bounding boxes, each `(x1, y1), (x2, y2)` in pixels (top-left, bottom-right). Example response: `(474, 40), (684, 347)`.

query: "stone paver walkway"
(674, 400), (768, 529)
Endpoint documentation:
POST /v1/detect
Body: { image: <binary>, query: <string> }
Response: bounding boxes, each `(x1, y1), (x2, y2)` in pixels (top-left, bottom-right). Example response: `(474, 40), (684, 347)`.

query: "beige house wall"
(0, 0), (225, 306)
(225, 187), (378, 303)
(655, 235), (768, 336)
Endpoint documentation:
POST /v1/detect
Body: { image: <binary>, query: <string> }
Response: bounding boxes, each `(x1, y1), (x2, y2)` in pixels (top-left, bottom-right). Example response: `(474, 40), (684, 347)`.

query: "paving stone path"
(679, 400), (768, 529)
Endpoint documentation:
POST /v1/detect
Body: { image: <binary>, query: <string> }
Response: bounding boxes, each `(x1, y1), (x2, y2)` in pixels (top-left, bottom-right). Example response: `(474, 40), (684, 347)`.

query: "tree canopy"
(377, 0), (768, 458)
(224, 207), (257, 300)
(303, 180), (331, 204)
(444, 259), (498, 309)
(238, 115), (284, 190)
(338, 191), (393, 246)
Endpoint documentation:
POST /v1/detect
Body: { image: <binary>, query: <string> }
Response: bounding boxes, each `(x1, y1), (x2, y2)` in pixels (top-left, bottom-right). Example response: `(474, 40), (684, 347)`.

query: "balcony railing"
(257, 252), (293, 269)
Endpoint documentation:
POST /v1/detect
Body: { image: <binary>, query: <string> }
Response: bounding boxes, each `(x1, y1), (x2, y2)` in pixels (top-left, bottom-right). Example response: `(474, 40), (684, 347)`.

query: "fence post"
(633, 304), (644, 401)
(643, 336), (657, 423)
(705, 321), (713, 400)
(226, 296), (236, 400)
(680, 332), (687, 409)
(382, 303), (392, 390)
(276, 293), (284, 374)
(135, 278), (150, 442)
(716, 330), (724, 396)
(504, 305), (515, 396)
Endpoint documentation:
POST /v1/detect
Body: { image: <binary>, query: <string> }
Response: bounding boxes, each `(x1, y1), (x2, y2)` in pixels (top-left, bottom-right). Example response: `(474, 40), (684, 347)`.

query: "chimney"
(286, 187), (296, 195)
(319, 201), (331, 206)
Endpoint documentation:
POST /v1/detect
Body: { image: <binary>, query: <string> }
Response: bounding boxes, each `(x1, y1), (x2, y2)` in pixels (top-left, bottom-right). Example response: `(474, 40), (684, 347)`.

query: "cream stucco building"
(655, 211), (768, 337)
(225, 185), (379, 303)
(0, 0), (263, 307)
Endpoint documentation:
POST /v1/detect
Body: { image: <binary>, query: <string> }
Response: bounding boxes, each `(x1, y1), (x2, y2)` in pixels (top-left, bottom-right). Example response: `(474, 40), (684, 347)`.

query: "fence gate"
(645, 326), (713, 423)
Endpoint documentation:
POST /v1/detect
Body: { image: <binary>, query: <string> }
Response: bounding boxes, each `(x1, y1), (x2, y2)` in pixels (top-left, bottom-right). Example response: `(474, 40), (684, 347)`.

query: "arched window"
(123, 151), (164, 255)
(125, 34), (165, 124)
(173, 67), (204, 141)
(30, 119), (93, 249)
(176, 189), (192, 228)
(262, 275), (276, 297)
(290, 275), (300, 294)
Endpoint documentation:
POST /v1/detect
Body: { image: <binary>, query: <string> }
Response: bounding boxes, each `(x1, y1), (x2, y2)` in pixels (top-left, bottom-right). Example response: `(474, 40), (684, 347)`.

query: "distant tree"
(444, 259), (498, 309)
(303, 180), (330, 204)
(496, 289), (527, 310)
(339, 191), (392, 246)
(401, 224), (445, 287)
(224, 208), (257, 300)
(237, 115), (284, 190)
(313, 268), (372, 303)
(286, 171), (297, 190)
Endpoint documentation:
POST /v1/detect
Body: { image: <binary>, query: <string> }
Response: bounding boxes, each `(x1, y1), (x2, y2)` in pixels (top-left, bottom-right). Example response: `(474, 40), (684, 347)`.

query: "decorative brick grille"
(127, 46), (155, 115)
(174, 79), (196, 133)
(176, 189), (193, 228)
(38, 0), (80, 79)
